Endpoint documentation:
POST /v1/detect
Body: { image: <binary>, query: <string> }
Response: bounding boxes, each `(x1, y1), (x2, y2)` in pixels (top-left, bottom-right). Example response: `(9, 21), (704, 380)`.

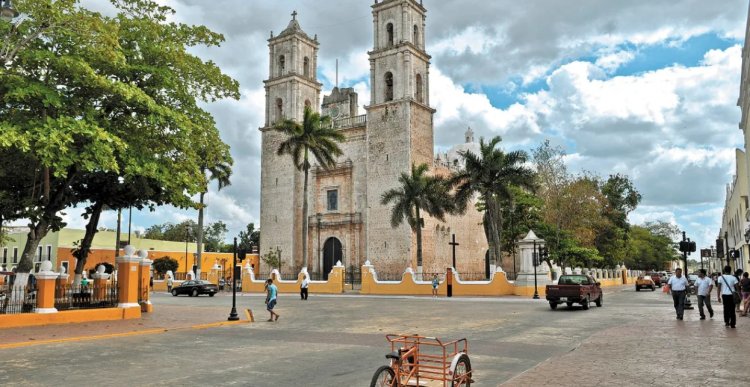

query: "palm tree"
(452, 136), (536, 269)
(274, 106), (344, 272)
(381, 163), (454, 268)
(196, 142), (232, 277)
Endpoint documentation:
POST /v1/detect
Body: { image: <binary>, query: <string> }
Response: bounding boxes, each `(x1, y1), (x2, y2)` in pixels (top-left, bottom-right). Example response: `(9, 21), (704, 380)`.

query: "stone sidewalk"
(502, 307), (750, 386)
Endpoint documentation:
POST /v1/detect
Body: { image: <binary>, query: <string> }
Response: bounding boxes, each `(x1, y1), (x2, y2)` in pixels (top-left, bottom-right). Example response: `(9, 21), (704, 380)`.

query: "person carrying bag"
(718, 265), (739, 328)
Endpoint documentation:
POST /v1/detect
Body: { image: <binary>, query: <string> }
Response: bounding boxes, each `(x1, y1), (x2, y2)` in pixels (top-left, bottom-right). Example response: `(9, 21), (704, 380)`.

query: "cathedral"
(259, 0), (490, 278)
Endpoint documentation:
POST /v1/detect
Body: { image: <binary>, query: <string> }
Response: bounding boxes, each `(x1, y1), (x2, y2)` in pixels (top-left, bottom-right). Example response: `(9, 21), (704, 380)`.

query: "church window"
(278, 55), (285, 76)
(386, 23), (394, 47)
(384, 72), (393, 102)
(327, 189), (339, 211)
(304, 56), (310, 77)
(276, 98), (283, 120)
(413, 25), (419, 46)
(415, 73), (423, 103)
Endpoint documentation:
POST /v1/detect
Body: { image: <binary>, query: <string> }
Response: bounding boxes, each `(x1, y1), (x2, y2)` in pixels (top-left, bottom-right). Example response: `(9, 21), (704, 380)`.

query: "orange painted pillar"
(35, 262), (60, 314)
(116, 246), (142, 309)
(139, 254), (153, 313)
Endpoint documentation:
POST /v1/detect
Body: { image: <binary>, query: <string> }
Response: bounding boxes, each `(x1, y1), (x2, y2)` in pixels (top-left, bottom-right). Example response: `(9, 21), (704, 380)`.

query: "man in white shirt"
(693, 269), (714, 320)
(717, 265), (739, 328)
(667, 268), (689, 320)
(300, 276), (309, 300)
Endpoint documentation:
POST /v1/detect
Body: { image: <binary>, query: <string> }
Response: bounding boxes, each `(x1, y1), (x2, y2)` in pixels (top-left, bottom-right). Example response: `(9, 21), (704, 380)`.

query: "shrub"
(153, 256), (179, 275)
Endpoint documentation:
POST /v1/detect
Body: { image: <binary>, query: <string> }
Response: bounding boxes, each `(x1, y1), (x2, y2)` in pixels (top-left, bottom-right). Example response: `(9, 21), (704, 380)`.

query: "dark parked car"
(546, 274), (603, 310)
(171, 280), (219, 297)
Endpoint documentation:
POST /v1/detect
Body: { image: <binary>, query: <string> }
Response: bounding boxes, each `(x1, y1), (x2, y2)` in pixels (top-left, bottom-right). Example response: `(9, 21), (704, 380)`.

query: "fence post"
(138, 251), (153, 313)
(116, 245), (143, 309)
(35, 261), (60, 314)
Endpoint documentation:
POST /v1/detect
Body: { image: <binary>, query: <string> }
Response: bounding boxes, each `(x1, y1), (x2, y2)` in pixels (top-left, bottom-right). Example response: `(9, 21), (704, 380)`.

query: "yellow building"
(0, 228), (236, 275)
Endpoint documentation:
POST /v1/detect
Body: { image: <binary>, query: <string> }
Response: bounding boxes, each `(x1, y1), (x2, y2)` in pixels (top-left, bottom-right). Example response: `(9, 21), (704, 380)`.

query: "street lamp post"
(227, 237), (239, 321)
(532, 240), (539, 299)
(725, 231), (731, 268)
(185, 224), (189, 277)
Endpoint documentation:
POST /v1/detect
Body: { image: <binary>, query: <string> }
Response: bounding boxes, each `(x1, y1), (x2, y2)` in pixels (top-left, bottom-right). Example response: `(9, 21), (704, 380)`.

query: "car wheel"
(651, 286), (655, 291)
(636, 286), (641, 291)
(549, 302), (558, 310)
(595, 294), (603, 307)
(581, 295), (590, 310)
(191, 289), (199, 297)
(171, 289), (178, 297)
(566, 302), (574, 308)
(209, 293), (215, 297)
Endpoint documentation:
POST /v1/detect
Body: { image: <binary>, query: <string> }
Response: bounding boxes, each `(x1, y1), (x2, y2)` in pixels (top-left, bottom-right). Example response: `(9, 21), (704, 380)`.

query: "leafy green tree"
(196, 137), (232, 268)
(381, 163), (454, 268)
(500, 186), (544, 273)
(274, 106), (344, 271)
(152, 256), (179, 275)
(238, 223), (260, 252)
(452, 136), (536, 268)
(202, 220), (228, 252)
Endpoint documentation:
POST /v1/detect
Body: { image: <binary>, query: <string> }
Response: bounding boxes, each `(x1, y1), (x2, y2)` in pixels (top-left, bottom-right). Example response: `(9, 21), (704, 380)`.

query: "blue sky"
(50, 0), (749, 259)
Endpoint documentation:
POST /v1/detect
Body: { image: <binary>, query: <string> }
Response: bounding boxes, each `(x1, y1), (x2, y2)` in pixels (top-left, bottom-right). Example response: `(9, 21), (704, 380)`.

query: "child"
(432, 274), (439, 298)
(265, 278), (279, 322)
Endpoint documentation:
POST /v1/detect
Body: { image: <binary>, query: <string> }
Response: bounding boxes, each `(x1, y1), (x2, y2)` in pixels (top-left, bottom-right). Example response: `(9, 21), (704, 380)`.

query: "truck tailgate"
(546, 285), (584, 297)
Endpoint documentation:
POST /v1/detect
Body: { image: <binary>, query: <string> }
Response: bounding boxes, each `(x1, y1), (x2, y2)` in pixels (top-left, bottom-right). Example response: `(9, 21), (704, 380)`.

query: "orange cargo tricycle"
(370, 334), (473, 387)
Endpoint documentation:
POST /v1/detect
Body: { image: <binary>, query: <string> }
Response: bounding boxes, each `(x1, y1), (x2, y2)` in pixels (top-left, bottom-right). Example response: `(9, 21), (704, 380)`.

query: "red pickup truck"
(545, 274), (603, 310)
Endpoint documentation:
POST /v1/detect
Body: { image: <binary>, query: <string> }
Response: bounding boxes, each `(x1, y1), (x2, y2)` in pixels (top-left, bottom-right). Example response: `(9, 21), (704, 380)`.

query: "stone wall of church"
(365, 102), (414, 275)
(409, 102), (434, 166)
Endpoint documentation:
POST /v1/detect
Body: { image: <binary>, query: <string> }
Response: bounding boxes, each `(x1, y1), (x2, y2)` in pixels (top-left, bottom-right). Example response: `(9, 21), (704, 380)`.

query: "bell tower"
(365, 0), (435, 270)
(260, 12), (322, 271)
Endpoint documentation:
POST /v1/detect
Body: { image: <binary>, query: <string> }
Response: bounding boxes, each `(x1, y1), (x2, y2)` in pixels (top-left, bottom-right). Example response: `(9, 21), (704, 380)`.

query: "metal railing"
(0, 285), (37, 314)
(55, 283), (118, 311)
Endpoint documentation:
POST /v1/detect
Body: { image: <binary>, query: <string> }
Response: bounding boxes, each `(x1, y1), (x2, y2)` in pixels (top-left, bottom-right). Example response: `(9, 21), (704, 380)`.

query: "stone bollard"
(56, 264), (70, 298)
(116, 245), (143, 309)
(35, 261), (60, 314)
(92, 264), (111, 303)
(138, 250), (153, 313)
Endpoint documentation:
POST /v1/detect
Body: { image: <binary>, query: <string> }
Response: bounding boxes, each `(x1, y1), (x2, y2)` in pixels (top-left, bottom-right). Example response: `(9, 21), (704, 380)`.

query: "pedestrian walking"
(735, 269), (743, 313)
(740, 272), (750, 316)
(694, 269), (714, 320)
(265, 278), (280, 322)
(167, 277), (173, 293)
(300, 276), (309, 300)
(718, 265), (739, 328)
(667, 268), (688, 320)
(432, 274), (439, 298)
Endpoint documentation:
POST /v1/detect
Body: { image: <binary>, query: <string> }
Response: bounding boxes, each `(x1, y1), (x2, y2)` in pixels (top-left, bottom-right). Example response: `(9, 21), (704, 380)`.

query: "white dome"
(445, 142), (481, 169)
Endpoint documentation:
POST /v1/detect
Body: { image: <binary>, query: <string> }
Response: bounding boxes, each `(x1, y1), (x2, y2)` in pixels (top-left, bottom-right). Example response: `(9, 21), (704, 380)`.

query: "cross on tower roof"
(291, 10), (297, 20)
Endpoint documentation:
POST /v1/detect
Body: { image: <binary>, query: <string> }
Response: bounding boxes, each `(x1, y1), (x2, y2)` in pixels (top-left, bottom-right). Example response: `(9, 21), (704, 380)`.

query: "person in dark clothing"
(740, 272), (750, 316)
(718, 266), (739, 328)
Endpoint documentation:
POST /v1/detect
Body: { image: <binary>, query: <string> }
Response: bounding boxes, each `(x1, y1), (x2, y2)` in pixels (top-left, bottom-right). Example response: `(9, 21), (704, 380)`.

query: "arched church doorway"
(323, 237), (343, 280)
(484, 250), (490, 280)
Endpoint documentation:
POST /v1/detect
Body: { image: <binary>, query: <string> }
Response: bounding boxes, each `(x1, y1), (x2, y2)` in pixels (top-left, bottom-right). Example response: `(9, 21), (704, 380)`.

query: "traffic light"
(238, 249), (247, 262)
(679, 241), (688, 252)
(730, 249), (740, 259)
(716, 239), (724, 258)
(689, 241), (696, 253)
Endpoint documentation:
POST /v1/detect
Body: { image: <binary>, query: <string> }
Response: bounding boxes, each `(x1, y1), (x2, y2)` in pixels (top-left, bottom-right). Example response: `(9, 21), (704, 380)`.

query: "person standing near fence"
(718, 265), (739, 328)
(667, 268), (688, 320)
(432, 274), (439, 298)
(167, 277), (173, 293)
(300, 276), (309, 300)
(694, 269), (714, 320)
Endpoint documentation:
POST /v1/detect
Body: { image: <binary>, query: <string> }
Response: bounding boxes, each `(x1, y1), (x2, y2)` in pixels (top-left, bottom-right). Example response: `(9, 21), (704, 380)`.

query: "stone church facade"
(259, 0), (489, 277)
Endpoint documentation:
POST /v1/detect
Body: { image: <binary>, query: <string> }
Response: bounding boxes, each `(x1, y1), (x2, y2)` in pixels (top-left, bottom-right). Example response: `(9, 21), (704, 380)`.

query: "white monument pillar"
(514, 230), (551, 287)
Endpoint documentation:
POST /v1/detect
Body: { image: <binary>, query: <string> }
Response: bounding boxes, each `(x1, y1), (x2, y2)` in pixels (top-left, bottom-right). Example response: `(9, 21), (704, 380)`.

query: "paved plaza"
(0, 286), (748, 386)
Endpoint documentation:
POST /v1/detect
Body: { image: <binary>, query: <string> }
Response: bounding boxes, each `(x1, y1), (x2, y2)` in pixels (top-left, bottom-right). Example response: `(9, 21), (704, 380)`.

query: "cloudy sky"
(59, 0), (748, 252)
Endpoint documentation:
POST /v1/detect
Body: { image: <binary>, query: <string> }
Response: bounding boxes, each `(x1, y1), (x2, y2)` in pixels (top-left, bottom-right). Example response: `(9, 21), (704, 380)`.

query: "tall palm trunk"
(73, 201), (105, 284)
(196, 190), (205, 278)
(485, 197), (503, 267)
(302, 146), (310, 273)
(415, 206), (423, 268)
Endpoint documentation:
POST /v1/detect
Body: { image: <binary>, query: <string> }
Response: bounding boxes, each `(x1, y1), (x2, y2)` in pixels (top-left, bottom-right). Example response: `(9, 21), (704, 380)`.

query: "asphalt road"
(0, 286), (694, 386)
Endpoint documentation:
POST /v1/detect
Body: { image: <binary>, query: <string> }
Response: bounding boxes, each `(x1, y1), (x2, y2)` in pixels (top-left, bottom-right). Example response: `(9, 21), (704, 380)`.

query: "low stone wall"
(0, 307), (141, 329)
(242, 266), (345, 294)
(360, 265), (637, 297)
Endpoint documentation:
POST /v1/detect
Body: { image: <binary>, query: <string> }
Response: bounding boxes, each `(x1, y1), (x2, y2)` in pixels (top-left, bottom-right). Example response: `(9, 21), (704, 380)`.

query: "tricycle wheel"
(549, 302), (557, 310)
(370, 365), (395, 387)
(581, 296), (590, 310)
(451, 353), (472, 386)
